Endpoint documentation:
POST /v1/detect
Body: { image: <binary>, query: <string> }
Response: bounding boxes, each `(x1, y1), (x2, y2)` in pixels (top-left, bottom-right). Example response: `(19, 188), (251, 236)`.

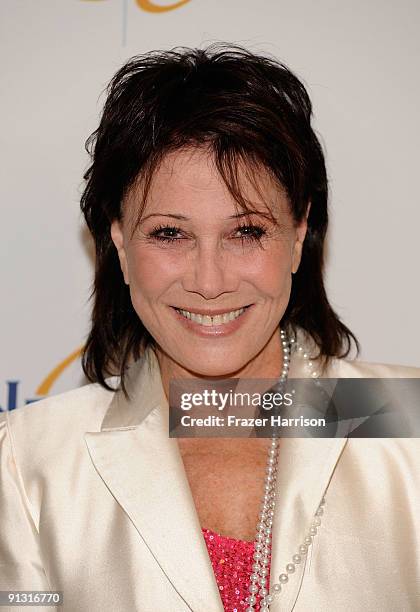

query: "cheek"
(247, 245), (293, 297)
(127, 247), (179, 294)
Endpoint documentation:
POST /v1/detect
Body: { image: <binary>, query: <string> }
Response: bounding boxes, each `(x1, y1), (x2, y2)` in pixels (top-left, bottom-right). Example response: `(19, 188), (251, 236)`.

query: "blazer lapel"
(268, 436), (347, 611)
(84, 350), (224, 612)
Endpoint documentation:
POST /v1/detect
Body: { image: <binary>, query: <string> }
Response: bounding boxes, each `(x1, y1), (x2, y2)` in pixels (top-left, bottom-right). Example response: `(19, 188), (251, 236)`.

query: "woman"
(0, 45), (419, 612)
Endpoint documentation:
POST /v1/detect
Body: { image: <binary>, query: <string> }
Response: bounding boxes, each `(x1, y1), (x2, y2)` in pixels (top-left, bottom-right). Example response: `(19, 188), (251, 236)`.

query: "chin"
(179, 353), (248, 379)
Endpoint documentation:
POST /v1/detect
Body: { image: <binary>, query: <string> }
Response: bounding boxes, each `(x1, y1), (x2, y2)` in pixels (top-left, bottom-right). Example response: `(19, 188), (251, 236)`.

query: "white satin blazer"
(1, 339), (419, 612)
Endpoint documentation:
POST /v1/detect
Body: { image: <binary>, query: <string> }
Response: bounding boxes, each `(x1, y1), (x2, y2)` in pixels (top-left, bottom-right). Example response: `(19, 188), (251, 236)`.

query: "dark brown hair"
(80, 44), (359, 393)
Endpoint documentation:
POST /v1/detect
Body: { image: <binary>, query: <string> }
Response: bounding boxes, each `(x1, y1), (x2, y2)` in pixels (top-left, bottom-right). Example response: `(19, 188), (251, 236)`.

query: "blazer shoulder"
(0, 379), (117, 440)
(328, 356), (420, 378)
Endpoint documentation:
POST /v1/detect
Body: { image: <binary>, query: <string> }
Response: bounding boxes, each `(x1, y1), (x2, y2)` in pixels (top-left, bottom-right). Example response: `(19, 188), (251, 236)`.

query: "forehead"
(152, 148), (224, 195)
(125, 146), (289, 222)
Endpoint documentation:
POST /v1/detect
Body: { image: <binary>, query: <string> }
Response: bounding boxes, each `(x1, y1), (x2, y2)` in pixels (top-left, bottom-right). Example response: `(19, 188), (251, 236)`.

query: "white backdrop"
(1, 0), (419, 411)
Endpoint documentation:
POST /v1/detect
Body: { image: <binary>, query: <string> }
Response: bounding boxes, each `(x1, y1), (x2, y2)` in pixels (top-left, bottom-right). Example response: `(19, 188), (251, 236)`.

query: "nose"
(182, 239), (237, 299)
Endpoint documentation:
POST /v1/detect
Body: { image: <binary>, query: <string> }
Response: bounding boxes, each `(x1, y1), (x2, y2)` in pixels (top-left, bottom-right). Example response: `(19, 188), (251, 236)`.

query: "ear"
(291, 202), (311, 274)
(110, 220), (130, 285)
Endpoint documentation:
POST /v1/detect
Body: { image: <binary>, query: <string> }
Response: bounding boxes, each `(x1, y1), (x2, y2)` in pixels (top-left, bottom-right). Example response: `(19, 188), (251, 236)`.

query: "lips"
(176, 306), (246, 326)
(170, 304), (253, 337)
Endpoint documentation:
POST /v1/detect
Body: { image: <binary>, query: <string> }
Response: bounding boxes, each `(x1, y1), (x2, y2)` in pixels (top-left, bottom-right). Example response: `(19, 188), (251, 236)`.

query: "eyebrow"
(140, 211), (270, 222)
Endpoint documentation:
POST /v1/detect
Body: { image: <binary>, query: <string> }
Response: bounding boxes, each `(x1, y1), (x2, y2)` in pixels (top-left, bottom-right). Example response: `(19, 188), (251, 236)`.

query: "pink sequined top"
(202, 527), (271, 612)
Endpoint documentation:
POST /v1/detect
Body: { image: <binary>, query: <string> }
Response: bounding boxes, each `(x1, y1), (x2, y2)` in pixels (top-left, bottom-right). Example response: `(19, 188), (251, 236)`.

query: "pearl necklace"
(245, 329), (325, 612)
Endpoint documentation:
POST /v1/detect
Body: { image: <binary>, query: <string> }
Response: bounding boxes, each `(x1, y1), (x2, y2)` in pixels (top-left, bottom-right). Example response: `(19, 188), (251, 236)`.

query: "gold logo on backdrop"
(36, 347), (83, 395)
(136, 0), (191, 11)
(81, 0), (192, 12)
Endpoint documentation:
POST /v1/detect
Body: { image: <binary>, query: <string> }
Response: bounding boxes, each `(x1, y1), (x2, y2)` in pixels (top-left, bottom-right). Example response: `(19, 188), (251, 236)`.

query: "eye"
(148, 224), (184, 242)
(234, 224), (267, 242)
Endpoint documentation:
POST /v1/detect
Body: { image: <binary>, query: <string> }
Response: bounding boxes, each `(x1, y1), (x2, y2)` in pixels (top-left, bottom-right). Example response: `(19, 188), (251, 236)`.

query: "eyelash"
(148, 223), (268, 244)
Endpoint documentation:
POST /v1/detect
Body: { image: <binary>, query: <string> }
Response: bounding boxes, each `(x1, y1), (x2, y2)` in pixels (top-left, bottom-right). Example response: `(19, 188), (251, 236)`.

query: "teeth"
(177, 307), (246, 326)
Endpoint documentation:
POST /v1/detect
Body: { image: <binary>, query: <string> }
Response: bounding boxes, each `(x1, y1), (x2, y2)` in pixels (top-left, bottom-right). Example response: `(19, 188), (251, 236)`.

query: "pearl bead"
(249, 584), (259, 594)
(266, 595), (274, 604)
(304, 536), (312, 545)
(259, 588), (268, 596)
(286, 563), (295, 573)
(279, 573), (289, 583)
(247, 595), (257, 604)
(299, 544), (308, 554)
(316, 507), (324, 516)
(292, 554), (302, 564)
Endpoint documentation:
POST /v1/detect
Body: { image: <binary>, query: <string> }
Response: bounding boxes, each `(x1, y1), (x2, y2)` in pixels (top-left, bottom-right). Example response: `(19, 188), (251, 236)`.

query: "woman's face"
(111, 147), (308, 379)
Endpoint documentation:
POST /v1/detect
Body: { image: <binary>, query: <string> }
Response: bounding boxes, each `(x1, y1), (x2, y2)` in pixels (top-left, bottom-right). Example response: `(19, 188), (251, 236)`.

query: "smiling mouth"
(172, 305), (252, 326)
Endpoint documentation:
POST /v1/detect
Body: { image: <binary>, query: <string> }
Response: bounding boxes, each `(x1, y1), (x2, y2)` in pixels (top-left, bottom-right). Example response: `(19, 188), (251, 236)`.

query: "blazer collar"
(85, 332), (348, 612)
(100, 347), (167, 430)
